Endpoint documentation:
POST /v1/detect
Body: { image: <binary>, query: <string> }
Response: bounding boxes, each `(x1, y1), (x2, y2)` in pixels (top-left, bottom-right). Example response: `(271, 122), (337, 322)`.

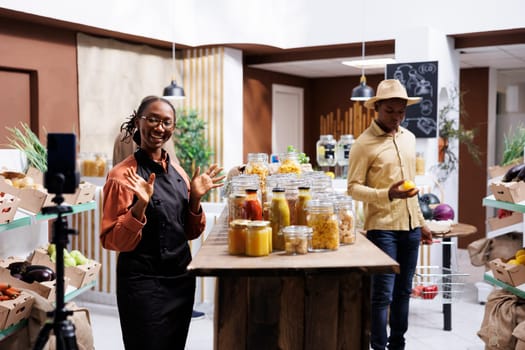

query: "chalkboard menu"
(386, 61), (438, 138)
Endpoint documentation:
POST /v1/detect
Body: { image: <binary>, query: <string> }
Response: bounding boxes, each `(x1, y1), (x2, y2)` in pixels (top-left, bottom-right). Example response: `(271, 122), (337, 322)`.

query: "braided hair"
(119, 95), (176, 144)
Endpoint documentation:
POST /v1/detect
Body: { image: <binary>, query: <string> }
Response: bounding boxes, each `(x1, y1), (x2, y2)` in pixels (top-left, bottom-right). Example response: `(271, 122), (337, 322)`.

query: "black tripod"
(33, 192), (79, 350)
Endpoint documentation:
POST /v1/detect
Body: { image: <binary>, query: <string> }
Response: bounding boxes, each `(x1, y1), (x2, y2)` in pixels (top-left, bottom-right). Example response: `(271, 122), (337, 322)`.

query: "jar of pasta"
(228, 219), (250, 255)
(282, 225), (313, 255)
(246, 220), (272, 257)
(334, 197), (356, 244)
(277, 152), (302, 175)
(306, 200), (339, 251)
(246, 153), (269, 201)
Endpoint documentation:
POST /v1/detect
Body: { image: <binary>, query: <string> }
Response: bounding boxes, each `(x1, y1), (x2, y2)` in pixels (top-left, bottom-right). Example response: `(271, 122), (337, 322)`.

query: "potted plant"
(433, 86), (481, 183)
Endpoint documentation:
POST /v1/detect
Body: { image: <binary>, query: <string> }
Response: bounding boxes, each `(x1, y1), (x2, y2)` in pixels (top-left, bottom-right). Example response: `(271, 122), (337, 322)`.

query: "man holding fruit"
(347, 79), (432, 350)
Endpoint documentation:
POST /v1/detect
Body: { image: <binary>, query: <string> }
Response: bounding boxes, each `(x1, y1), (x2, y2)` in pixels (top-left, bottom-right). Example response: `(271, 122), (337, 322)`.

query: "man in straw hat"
(347, 79), (432, 350)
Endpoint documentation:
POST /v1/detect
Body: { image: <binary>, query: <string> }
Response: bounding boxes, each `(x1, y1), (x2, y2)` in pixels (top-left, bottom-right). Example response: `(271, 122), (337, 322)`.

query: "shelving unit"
(0, 201), (98, 342)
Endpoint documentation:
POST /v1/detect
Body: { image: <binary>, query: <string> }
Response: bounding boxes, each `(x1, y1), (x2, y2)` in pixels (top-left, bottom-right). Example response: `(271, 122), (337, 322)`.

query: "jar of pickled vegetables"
(246, 220), (272, 257)
(316, 135), (337, 167)
(334, 197), (356, 244)
(295, 186), (312, 225)
(228, 219), (250, 255)
(282, 225), (312, 255)
(306, 200), (339, 251)
(278, 152), (302, 175)
(270, 188), (290, 251)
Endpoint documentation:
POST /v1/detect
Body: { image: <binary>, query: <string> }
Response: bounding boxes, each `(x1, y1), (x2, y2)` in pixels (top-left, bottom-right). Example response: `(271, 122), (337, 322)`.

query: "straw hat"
(364, 79), (422, 109)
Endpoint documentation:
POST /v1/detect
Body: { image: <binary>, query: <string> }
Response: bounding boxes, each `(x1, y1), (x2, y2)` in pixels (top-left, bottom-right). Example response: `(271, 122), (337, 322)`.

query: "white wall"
(1, 0), (524, 48)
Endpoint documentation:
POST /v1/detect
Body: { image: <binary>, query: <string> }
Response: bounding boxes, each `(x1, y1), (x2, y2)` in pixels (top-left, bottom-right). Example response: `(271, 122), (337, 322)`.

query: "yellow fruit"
(507, 259), (520, 265)
(325, 171), (335, 179)
(400, 180), (416, 191)
(516, 249), (525, 258)
(516, 255), (525, 265)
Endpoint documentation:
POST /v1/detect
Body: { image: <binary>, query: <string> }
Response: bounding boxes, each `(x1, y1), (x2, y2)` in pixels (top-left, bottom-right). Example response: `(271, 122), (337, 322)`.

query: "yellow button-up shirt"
(347, 120), (425, 231)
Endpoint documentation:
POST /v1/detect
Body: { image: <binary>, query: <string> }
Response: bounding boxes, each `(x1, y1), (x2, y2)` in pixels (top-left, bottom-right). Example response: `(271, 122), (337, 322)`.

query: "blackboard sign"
(386, 61), (438, 138)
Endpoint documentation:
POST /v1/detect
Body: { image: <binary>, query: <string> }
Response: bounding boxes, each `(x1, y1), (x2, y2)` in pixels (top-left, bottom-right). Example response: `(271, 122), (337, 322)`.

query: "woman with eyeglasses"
(101, 96), (225, 350)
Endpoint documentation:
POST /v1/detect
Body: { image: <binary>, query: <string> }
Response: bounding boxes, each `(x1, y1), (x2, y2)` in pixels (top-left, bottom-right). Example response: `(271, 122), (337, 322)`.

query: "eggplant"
(7, 261), (31, 276)
(518, 165), (525, 182)
(419, 201), (434, 220)
(502, 163), (525, 182)
(419, 193), (440, 206)
(22, 268), (56, 283)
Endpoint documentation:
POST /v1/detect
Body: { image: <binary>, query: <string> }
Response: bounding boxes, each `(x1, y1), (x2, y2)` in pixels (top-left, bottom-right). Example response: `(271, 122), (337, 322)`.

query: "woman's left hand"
(190, 164), (225, 200)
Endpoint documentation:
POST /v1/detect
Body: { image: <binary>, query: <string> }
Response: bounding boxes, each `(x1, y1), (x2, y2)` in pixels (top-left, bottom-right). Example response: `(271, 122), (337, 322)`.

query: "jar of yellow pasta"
(306, 200), (339, 251)
(246, 220), (272, 257)
(334, 197), (356, 244)
(245, 153), (269, 202)
(277, 152), (302, 175)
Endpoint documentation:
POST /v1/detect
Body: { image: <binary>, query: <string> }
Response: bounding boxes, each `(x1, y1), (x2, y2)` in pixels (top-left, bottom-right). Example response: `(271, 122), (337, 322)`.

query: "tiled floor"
(80, 249), (491, 349)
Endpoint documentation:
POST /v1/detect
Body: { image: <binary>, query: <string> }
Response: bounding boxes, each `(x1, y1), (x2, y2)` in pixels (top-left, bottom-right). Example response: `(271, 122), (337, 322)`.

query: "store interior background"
(0, 1), (525, 307)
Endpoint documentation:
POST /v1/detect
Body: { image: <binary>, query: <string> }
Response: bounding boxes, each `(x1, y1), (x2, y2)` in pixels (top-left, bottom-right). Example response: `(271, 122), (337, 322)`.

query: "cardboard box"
(0, 192), (20, 223)
(63, 181), (96, 205)
(490, 181), (525, 204)
(488, 163), (517, 179)
(489, 258), (525, 287)
(30, 248), (101, 289)
(0, 267), (60, 301)
(0, 177), (53, 214)
(0, 291), (34, 330)
(487, 211), (523, 231)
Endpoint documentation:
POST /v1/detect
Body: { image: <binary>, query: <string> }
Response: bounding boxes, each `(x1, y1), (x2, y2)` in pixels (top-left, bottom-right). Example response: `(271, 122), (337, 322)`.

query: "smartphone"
(44, 133), (80, 194)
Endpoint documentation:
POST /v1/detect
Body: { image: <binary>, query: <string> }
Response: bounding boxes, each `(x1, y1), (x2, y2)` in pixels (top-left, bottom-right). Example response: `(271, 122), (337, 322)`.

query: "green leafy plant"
(501, 124), (525, 166)
(174, 109), (214, 176)
(5, 122), (47, 172)
(433, 87), (481, 183)
(286, 145), (310, 164)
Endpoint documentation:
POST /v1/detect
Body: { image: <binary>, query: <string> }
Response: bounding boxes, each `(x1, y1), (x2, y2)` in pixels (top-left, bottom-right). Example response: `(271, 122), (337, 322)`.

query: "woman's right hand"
(124, 168), (155, 220)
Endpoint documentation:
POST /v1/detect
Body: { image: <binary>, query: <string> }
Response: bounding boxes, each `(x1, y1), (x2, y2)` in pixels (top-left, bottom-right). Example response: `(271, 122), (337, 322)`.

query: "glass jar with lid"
(245, 153), (269, 201)
(228, 219), (250, 255)
(246, 220), (272, 257)
(270, 187), (290, 251)
(306, 200), (339, 251)
(283, 177), (304, 225)
(334, 196), (356, 244)
(316, 134), (337, 167)
(281, 225), (313, 255)
(244, 188), (263, 220)
(295, 186), (312, 225)
(336, 134), (354, 167)
(277, 152), (302, 175)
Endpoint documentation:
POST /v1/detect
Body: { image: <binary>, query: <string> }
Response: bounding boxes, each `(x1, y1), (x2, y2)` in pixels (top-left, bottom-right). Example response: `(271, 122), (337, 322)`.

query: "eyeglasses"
(140, 116), (175, 129)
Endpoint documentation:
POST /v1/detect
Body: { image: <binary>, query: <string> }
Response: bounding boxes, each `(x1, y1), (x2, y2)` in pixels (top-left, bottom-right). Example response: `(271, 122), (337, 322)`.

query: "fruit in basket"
(516, 249), (525, 258)
(422, 285), (438, 299)
(70, 250), (89, 265)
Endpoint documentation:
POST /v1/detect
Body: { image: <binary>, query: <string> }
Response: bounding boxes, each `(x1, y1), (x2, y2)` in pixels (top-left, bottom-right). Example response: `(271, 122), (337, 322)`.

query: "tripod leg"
(56, 320), (79, 350)
(33, 322), (54, 350)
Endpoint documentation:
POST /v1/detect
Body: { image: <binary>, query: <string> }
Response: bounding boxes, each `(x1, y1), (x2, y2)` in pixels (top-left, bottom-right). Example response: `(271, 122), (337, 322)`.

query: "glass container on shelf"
(245, 153), (269, 201)
(316, 134), (337, 167)
(278, 152), (302, 175)
(228, 174), (260, 223)
(228, 219), (250, 255)
(295, 186), (312, 226)
(270, 187), (290, 251)
(282, 225), (313, 255)
(416, 152), (426, 175)
(244, 188), (263, 220)
(79, 152), (108, 177)
(334, 196), (356, 244)
(306, 200), (339, 251)
(336, 134), (354, 167)
(246, 220), (272, 257)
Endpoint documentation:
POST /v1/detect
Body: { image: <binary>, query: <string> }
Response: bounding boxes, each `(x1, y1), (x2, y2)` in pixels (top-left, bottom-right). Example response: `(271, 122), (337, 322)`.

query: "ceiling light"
(342, 58), (396, 69)
(350, 41), (375, 101)
(162, 21), (185, 100)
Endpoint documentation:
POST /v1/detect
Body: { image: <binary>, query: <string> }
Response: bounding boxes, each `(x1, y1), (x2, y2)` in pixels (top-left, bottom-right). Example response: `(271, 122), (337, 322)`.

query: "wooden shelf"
(482, 195), (525, 213)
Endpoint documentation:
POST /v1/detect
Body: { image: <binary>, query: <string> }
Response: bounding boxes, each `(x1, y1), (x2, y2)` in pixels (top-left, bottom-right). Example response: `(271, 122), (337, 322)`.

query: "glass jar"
(244, 188), (263, 220)
(416, 152), (426, 175)
(228, 193), (246, 223)
(336, 134), (354, 167)
(245, 153), (269, 202)
(270, 188), (290, 251)
(278, 152), (302, 175)
(282, 225), (313, 255)
(229, 174), (261, 222)
(228, 219), (250, 255)
(246, 220), (271, 257)
(316, 135), (337, 167)
(306, 200), (339, 251)
(80, 152), (107, 177)
(295, 186), (312, 225)
(283, 178), (303, 225)
(334, 196), (356, 244)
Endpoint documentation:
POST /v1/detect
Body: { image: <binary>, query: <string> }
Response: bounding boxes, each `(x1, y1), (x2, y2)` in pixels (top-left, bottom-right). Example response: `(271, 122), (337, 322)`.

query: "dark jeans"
(367, 228), (421, 350)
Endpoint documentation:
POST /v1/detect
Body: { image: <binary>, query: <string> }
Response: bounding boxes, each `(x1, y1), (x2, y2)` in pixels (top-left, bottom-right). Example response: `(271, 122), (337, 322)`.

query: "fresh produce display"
(47, 244), (90, 266)
(0, 283), (22, 300)
(505, 248), (525, 266)
(1, 171), (44, 191)
(418, 199), (434, 220)
(433, 203), (455, 221)
(5, 122), (47, 173)
(7, 261), (56, 283)
(502, 163), (525, 182)
(419, 193), (440, 207)
(497, 208), (514, 219)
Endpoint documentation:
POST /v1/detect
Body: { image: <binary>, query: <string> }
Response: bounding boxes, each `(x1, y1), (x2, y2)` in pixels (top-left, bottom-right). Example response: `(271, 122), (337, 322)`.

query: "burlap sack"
(513, 321), (525, 350)
(468, 232), (522, 267)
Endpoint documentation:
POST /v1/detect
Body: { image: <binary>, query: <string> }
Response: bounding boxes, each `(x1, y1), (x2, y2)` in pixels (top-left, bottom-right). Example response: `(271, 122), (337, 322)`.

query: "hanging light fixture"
(162, 37), (185, 100)
(350, 41), (374, 101)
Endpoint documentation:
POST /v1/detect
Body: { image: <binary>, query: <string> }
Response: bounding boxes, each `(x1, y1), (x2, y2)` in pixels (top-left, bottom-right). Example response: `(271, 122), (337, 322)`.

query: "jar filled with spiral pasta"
(277, 152), (302, 175)
(306, 200), (339, 251)
(334, 196), (356, 244)
(245, 153), (269, 202)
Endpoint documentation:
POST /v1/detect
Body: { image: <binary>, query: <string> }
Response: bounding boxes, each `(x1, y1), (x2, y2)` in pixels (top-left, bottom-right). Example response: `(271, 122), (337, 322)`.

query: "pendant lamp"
(350, 41), (374, 101)
(163, 40), (185, 100)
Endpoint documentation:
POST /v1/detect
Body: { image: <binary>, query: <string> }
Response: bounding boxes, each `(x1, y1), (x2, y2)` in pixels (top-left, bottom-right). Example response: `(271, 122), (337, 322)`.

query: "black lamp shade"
(162, 80), (186, 100)
(350, 80), (375, 101)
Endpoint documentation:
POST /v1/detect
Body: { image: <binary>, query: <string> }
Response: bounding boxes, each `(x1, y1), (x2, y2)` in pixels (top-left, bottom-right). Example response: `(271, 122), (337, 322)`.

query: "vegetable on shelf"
(433, 203), (455, 221)
(5, 122), (47, 173)
(501, 124), (525, 166)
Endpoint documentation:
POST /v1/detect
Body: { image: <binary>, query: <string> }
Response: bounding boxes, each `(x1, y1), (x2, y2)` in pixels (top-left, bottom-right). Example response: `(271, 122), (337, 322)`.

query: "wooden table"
(188, 212), (399, 350)
(431, 223), (477, 331)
